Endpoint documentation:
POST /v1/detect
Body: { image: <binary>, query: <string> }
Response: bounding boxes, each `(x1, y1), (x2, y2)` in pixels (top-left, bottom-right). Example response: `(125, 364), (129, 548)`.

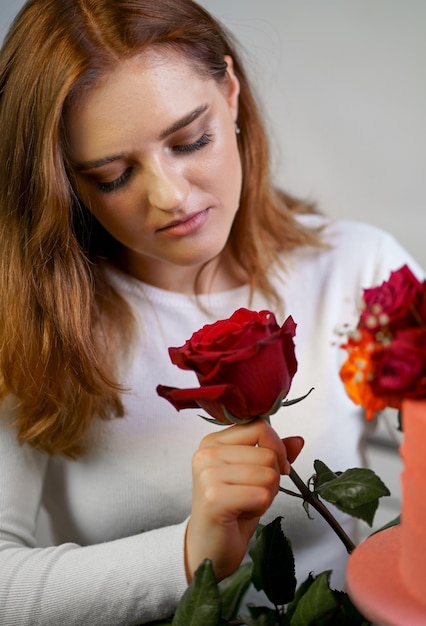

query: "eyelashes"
(172, 132), (213, 154)
(96, 132), (214, 194)
(97, 168), (132, 194)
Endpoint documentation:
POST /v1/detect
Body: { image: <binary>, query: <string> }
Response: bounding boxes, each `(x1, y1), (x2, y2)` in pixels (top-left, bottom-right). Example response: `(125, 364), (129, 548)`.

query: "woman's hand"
(185, 419), (304, 582)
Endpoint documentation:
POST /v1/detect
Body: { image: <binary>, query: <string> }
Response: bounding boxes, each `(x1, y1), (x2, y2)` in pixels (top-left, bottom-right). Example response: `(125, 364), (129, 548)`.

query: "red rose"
(359, 265), (424, 332)
(370, 328), (426, 401)
(417, 289), (426, 322)
(156, 308), (297, 424)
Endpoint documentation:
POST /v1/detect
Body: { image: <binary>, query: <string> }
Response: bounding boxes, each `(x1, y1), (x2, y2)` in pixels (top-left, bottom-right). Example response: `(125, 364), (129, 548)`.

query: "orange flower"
(339, 329), (387, 420)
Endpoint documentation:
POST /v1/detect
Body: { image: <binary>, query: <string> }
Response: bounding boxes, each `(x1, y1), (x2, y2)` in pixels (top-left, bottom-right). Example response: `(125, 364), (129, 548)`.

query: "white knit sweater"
(0, 216), (422, 624)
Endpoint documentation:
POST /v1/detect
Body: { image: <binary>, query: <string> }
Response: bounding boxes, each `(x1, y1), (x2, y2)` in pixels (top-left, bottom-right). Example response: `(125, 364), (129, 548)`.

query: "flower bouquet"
(340, 264), (426, 420)
(339, 264), (426, 624)
(147, 302), (397, 626)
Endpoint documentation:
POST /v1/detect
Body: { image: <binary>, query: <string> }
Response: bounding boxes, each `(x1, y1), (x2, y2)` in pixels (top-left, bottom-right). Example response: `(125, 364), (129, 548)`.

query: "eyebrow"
(74, 103), (210, 172)
(159, 103), (209, 139)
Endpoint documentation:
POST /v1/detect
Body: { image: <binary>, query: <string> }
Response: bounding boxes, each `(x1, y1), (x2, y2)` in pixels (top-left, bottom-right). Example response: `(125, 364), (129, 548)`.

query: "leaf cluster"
(145, 519), (370, 625)
(143, 459), (391, 626)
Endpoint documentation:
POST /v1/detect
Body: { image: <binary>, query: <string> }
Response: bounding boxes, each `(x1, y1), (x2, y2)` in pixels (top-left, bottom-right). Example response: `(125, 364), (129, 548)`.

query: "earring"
(235, 124), (241, 135)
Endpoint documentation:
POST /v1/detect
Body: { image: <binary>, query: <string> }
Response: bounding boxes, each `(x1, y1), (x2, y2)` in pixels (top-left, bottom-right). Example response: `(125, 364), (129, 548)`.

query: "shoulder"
(298, 213), (398, 250)
(294, 214), (424, 283)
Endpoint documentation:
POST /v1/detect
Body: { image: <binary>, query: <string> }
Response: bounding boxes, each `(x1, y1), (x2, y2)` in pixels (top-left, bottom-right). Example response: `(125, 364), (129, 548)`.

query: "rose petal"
(156, 383), (251, 423)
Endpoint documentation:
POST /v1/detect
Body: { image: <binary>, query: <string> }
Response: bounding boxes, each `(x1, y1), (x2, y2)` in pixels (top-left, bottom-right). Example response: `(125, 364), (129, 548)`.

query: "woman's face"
(65, 49), (243, 292)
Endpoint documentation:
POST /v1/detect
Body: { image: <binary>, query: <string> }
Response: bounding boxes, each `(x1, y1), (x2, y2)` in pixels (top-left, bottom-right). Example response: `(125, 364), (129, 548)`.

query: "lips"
(156, 208), (209, 237)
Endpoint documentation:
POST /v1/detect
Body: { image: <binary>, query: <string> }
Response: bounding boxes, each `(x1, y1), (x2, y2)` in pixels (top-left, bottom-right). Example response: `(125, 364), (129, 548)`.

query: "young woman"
(0, 0), (422, 623)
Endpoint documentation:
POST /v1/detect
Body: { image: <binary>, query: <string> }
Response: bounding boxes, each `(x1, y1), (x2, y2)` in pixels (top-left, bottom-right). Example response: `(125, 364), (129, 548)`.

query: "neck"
(120, 247), (248, 294)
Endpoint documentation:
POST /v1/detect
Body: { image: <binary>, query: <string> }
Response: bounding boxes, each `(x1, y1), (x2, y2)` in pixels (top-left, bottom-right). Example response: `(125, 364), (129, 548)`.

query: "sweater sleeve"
(0, 400), (189, 626)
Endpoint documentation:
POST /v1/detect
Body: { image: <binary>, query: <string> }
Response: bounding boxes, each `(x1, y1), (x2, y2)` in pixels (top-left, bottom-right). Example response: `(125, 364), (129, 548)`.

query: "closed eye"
(172, 132), (213, 154)
(95, 131), (213, 193)
(97, 168), (132, 194)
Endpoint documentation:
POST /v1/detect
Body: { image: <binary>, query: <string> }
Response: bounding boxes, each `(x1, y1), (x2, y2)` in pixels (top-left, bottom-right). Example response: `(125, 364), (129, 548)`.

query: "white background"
(198, 0), (426, 268)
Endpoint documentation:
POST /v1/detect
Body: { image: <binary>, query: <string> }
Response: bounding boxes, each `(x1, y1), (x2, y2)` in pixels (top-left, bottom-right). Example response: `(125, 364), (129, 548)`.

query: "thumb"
(282, 436), (304, 464)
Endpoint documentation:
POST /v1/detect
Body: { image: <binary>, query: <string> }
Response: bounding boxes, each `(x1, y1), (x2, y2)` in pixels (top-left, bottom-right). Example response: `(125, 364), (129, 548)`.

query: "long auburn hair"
(0, 0), (321, 457)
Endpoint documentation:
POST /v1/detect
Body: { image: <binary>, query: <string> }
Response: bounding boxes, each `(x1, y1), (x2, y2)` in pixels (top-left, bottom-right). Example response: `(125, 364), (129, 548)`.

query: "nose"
(144, 159), (190, 212)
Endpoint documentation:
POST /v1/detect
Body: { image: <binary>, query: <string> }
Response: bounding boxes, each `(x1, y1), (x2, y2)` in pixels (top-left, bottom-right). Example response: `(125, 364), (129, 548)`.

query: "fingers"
(199, 418), (278, 447)
(197, 462), (280, 512)
(198, 419), (304, 474)
(193, 442), (281, 475)
(192, 424), (282, 527)
(202, 483), (277, 521)
(198, 418), (289, 473)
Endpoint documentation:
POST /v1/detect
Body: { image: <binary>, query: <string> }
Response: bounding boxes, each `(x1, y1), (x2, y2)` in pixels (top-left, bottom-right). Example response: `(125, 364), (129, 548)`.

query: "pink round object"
(347, 525), (426, 625)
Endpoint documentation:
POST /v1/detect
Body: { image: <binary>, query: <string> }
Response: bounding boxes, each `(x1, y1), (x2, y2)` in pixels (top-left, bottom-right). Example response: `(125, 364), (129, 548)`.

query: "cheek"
(76, 181), (126, 224)
(226, 149), (243, 207)
(78, 192), (135, 239)
(208, 137), (242, 203)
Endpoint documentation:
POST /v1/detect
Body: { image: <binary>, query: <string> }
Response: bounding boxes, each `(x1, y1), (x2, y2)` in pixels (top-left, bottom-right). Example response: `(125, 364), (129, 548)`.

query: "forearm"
(0, 521), (189, 625)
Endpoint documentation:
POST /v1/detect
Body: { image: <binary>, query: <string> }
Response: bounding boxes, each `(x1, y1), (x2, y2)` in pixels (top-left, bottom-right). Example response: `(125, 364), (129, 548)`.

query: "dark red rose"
(359, 265), (424, 332)
(417, 289), (426, 322)
(370, 328), (426, 401)
(156, 308), (298, 424)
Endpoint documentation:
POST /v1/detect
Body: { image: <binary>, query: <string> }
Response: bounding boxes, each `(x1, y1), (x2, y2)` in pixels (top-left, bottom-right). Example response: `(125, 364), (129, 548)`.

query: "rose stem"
(283, 466), (356, 554)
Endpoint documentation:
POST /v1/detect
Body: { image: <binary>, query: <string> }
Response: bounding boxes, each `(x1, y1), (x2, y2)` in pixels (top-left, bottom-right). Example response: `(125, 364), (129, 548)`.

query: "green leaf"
(249, 516), (296, 606)
(172, 559), (221, 626)
(344, 501), (379, 527)
(255, 523), (265, 538)
(284, 573), (316, 624)
(314, 463), (390, 526)
(313, 460), (340, 487)
(238, 605), (279, 626)
(333, 590), (372, 625)
(289, 571), (338, 626)
(218, 562), (253, 621)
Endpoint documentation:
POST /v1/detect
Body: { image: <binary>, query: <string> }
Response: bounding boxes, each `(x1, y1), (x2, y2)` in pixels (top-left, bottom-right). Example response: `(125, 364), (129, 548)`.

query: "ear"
(223, 55), (240, 122)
